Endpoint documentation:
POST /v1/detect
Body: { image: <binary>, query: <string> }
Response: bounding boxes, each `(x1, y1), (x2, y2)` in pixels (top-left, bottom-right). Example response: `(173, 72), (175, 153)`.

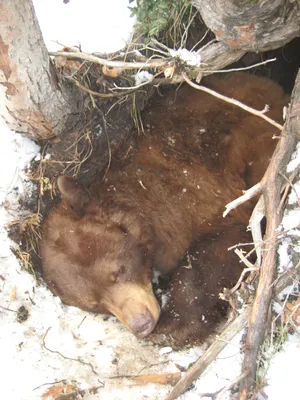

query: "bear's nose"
(129, 311), (157, 338)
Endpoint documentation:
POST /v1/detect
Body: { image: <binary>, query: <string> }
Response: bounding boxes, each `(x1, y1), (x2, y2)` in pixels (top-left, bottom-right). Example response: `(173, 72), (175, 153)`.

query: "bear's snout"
(104, 283), (161, 338)
(128, 310), (157, 338)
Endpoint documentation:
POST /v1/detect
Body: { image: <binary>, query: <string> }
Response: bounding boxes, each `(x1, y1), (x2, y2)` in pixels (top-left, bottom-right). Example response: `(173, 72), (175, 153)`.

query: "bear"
(40, 73), (288, 345)
(150, 223), (252, 347)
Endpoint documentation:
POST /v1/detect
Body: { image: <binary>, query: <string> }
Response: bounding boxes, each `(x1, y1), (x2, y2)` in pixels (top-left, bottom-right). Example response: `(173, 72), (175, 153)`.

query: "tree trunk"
(0, 0), (82, 140)
(192, 0), (300, 52)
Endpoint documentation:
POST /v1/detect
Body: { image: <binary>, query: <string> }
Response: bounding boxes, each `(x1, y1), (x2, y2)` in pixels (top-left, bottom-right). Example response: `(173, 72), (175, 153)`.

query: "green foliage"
(129, 0), (192, 41)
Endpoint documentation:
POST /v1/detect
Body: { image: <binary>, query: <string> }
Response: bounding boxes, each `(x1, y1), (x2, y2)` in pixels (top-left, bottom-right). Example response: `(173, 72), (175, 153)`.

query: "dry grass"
(131, 92), (145, 135)
(9, 212), (42, 279)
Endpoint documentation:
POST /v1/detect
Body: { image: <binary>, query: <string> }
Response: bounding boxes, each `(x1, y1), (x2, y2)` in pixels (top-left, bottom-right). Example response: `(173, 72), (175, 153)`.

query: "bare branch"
(182, 74), (283, 131)
(248, 196), (265, 266)
(49, 51), (170, 70)
(215, 370), (250, 400)
(223, 183), (262, 217)
(227, 266), (258, 296)
(234, 249), (256, 269)
(200, 57), (276, 74)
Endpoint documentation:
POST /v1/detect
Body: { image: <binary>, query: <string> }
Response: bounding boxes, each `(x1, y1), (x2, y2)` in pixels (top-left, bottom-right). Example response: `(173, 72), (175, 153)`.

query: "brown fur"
(40, 73), (288, 343)
(150, 224), (251, 347)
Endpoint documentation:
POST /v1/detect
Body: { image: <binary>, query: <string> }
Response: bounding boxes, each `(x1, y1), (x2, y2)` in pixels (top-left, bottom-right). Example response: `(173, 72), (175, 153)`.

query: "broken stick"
(165, 309), (249, 400)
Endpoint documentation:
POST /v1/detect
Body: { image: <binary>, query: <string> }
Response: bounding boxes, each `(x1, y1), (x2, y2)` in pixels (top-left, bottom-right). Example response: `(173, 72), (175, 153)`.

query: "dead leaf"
(164, 66), (175, 78)
(41, 385), (74, 400)
(54, 56), (67, 69)
(10, 286), (16, 302)
(284, 299), (300, 326)
(102, 65), (120, 78)
(132, 372), (181, 386)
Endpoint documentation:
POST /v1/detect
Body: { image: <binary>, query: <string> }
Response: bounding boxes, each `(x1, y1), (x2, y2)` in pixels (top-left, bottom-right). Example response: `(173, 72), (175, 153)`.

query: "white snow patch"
(182, 332), (244, 399)
(272, 301), (283, 314)
(169, 48), (202, 67)
(278, 283), (299, 300)
(281, 209), (300, 232)
(32, 0), (136, 53)
(0, 127), (40, 202)
(169, 347), (203, 370)
(287, 141), (300, 173)
(264, 335), (300, 399)
(277, 238), (292, 273)
(288, 181), (300, 205)
(135, 70), (154, 86)
(161, 293), (170, 309)
(159, 346), (173, 355)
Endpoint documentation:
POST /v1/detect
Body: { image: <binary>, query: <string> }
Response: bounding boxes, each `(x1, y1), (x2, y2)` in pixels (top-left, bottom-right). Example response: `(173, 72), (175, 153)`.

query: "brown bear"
(40, 73), (288, 345)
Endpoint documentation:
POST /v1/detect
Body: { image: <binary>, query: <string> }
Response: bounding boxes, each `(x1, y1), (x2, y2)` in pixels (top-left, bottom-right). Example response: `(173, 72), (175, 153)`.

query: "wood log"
(193, 0), (300, 52)
(0, 0), (82, 139)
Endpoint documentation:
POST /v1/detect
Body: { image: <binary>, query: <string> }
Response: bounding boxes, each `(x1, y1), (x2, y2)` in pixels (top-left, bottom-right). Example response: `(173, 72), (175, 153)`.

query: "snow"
(277, 144), (300, 272)
(32, 0), (136, 54)
(268, 143), (300, 397)
(264, 335), (300, 399)
(0, 126), (40, 201)
(0, 1), (299, 399)
(181, 332), (244, 400)
(135, 71), (154, 86)
(287, 141), (300, 173)
(159, 346), (173, 355)
(169, 48), (202, 67)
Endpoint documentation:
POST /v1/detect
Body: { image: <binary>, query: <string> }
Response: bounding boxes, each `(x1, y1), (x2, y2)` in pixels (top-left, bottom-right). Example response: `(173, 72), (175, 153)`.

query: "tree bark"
(192, 0), (300, 52)
(0, 0), (82, 140)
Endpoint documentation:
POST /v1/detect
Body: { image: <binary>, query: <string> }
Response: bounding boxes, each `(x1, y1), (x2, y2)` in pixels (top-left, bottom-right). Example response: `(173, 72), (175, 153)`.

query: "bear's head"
(40, 176), (160, 338)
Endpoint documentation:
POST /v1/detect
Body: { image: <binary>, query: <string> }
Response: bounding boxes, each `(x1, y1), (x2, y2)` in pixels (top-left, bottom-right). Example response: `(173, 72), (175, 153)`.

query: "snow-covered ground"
(0, 1), (299, 399)
(32, 0), (135, 53)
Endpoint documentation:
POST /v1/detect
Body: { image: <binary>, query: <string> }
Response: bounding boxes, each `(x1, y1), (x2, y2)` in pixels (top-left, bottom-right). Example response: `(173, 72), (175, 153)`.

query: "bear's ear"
(57, 176), (90, 214)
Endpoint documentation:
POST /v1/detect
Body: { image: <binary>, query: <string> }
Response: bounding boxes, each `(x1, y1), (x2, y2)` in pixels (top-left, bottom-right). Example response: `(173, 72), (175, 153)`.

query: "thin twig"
(229, 265), (258, 295)
(0, 305), (17, 312)
(215, 370), (250, 400)
(191, 29), (211, 52)
(228, 242), (255, 251)
(33, 379), (69, 391)
(280, 169), (300, 208)
(66, 77), (137, 98)
(182, 73), (283, 131)
(42, 327), (97, 375)
(200, 57), (276, 74)
(234, 249), (256, 269)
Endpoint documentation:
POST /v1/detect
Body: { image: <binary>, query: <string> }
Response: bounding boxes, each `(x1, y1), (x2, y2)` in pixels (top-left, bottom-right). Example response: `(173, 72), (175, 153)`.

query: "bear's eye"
(118, 224), (128, 235)
(110, 265), (126, 282)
